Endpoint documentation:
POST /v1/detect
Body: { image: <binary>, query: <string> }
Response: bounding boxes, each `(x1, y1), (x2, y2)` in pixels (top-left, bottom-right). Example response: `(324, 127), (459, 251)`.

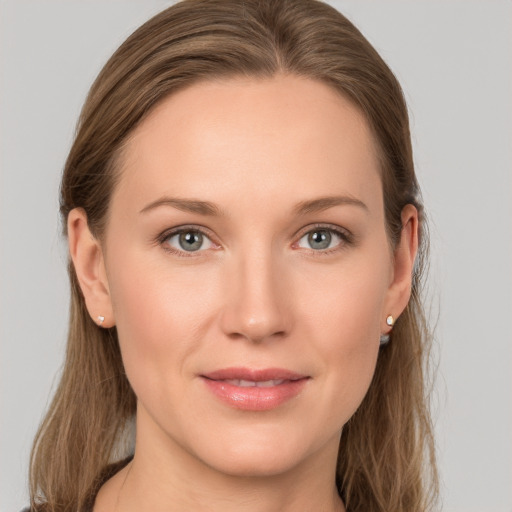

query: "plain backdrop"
(1, 1), (511, 511)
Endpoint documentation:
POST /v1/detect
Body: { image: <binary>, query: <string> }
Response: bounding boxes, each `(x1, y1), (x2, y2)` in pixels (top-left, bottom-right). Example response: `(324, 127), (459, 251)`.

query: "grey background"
(1, 1), (511, 511)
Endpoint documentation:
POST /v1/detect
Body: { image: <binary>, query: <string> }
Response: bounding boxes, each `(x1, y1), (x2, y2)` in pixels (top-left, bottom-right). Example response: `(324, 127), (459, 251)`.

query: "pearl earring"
(97, 315), (105, 326)
(380, 315), (395, 346)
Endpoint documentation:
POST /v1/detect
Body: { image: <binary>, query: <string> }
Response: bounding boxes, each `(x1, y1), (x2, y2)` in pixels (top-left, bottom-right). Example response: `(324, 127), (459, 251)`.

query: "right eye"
(162, 228), (215, 255)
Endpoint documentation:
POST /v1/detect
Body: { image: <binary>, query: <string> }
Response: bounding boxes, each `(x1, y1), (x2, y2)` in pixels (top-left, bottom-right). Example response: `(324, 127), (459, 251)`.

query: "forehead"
(113, 74), (382, 213)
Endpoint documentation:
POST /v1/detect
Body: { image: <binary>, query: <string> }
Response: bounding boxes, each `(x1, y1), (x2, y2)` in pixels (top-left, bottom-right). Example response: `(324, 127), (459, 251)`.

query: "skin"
(69, 74), (418, 512)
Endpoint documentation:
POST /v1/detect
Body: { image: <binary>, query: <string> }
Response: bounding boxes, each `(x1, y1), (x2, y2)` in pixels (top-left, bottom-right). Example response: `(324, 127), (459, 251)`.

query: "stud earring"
(380, 315), (395, 346)
(97, 315), (105, 326)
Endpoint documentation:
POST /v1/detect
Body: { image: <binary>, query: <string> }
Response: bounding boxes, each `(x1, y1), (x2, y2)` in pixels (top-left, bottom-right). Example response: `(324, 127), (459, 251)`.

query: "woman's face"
(76, 75), (416, 477)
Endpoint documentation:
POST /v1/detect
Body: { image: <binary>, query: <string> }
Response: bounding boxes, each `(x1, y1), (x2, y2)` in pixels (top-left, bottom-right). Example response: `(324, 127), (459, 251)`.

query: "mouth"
(220, 378), (288, 387)
(200, 367), (310, 411)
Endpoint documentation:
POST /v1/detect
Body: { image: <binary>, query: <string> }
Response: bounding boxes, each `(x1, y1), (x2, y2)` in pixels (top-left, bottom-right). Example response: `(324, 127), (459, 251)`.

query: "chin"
(184, 422), (336, 479)
(203, 446), (307, 478)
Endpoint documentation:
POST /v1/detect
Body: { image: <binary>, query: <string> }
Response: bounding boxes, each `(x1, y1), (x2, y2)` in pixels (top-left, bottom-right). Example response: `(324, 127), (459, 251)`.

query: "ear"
(382, 204), (419, 333)
(68, 208), (115, 328)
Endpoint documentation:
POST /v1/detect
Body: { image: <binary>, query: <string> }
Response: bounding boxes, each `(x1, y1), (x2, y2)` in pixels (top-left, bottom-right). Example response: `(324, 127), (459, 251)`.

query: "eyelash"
(157, 224), (218, 258)
(157, 223), (354, 258)
(294, 224), (354, 256)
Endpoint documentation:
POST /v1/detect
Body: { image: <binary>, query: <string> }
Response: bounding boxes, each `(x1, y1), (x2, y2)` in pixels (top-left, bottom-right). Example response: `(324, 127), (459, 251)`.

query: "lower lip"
(201, 378), (309, 411)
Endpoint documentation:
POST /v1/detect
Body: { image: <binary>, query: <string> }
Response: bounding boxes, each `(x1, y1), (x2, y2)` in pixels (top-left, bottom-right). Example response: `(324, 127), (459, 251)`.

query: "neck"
(96, 410), (346, 512)
(127, 454), (345, 512)
(105, 416), (345, 512)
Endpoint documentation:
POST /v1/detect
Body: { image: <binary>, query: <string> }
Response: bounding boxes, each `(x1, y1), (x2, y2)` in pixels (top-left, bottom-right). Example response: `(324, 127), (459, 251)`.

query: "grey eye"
(165, 230), (213, 252)
(298, 229), (342, 251)
(179, 231), (203, 251)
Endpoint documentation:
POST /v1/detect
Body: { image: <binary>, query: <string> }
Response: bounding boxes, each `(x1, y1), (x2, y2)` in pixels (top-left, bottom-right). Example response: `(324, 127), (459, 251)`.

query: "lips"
(223, 378), (286, 387)
(200, 367), (309, 411)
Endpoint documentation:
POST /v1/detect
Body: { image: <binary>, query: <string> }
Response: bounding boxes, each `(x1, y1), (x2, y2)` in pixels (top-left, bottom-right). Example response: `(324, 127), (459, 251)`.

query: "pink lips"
(201, 367), (309, 411)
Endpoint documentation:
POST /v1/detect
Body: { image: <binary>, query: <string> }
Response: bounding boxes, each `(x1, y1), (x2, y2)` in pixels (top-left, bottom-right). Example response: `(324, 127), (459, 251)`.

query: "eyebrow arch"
(139, 197), (222, 216)
(140, 194), (368, 217)
(293, 195), (369, 215)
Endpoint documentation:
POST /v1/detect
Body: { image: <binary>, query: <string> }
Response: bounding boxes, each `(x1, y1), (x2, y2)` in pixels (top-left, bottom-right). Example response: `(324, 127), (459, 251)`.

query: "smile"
(200, 368), (309, 411)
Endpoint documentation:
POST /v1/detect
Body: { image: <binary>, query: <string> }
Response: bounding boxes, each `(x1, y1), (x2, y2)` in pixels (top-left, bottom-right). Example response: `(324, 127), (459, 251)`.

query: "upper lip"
(201, 367), (308, 382)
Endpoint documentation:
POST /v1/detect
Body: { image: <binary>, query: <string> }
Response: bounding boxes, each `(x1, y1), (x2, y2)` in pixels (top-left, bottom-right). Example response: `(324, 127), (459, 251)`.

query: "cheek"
(294, 255), (389, 417)
(298, 255), (389, 348)
(106, 252), (219, 393)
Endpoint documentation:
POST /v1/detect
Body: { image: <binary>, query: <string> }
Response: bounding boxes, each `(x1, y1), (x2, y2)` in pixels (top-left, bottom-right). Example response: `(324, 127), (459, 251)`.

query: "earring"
(97, 315), (105, 326)
(380, 314), (395, 346)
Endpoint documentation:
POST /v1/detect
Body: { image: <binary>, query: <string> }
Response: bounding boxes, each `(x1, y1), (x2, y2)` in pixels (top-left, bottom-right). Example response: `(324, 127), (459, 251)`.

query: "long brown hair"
(30, 1), (438, 511)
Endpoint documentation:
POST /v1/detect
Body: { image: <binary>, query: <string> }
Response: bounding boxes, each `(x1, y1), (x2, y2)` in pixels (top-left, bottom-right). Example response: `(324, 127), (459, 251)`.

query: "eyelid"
(292, 223), (354, 254)
(156, 222), (354, 257)
(157, 224), (220, 257)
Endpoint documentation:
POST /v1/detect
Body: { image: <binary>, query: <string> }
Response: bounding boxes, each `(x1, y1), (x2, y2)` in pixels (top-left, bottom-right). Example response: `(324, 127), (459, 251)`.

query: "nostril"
(227, 329), (287, 344)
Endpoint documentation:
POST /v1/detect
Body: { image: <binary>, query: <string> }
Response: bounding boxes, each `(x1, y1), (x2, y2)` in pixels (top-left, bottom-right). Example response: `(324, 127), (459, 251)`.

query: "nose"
(219, 248), (292, 344)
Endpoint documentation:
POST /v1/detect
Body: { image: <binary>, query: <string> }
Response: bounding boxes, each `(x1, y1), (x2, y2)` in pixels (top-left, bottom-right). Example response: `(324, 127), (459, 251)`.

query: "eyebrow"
(293, 195), (369, 215)
(139, 194), (368, 216)
(140, 197), (223, 216)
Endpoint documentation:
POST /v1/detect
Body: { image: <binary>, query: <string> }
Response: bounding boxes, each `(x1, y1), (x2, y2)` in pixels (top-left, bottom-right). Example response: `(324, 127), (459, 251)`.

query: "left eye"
(164, 229), (214, 253)
(297, 228), (344, 251)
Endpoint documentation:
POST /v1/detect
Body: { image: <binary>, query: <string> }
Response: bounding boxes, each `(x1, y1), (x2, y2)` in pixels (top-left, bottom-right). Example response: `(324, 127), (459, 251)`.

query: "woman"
(28, 0), (438, 511)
